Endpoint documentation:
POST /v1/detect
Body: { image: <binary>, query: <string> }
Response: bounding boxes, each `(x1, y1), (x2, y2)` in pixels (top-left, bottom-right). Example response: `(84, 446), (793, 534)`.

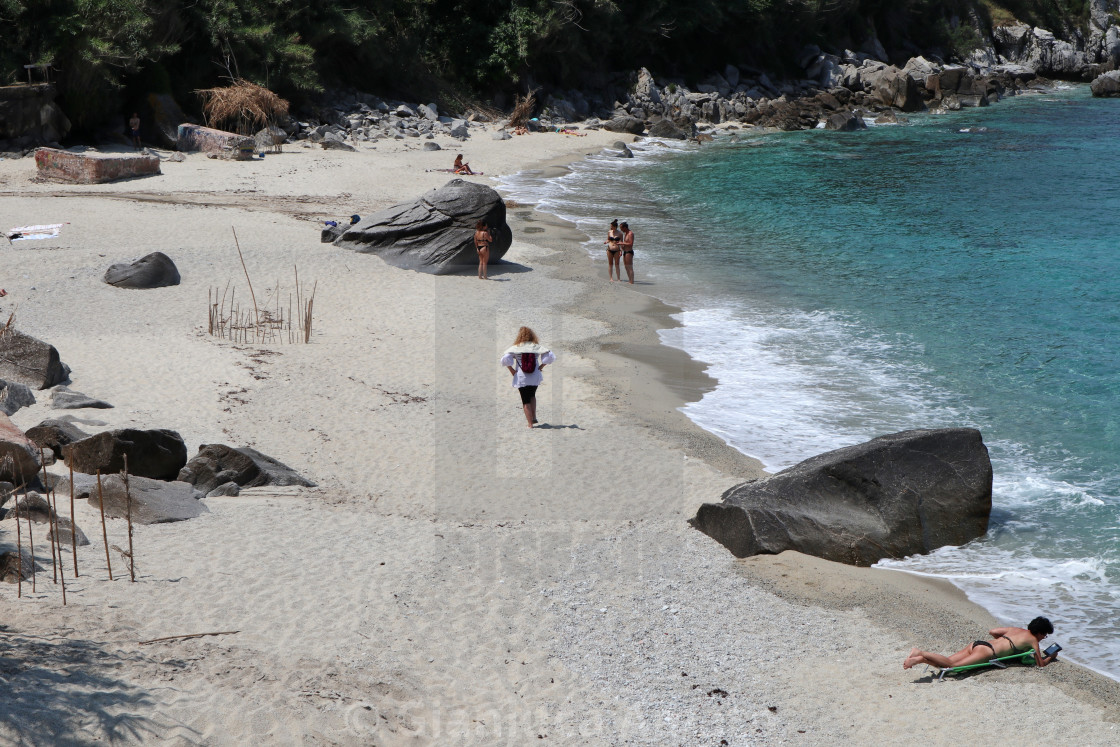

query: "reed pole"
(96, 470), (113, 581)
(20, 467), (35, 594)
(13, 482), (22, 598)
(39, 448), (57, 584)
(49, 484), (66, 605)
(232, 227), (260, 329)
(124, 455), (135, 582)
(69, 461), (78, 577)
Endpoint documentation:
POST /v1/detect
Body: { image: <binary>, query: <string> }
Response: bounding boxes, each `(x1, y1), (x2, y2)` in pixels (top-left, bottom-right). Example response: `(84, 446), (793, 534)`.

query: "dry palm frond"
(509, 89), (538, 129)
(196, 79), (290, 136)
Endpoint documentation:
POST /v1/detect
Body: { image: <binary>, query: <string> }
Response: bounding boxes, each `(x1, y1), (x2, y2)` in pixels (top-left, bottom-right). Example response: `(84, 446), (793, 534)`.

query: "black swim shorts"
(518, 385), (538, 404)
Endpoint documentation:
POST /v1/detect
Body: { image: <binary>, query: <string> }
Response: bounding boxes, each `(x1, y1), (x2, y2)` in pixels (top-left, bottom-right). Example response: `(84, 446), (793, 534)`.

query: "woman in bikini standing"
(474, 220), (492, 280)
(902, 616), (1058, 671)
(605, 219), (622, 282)
(620, 222), (635, 284)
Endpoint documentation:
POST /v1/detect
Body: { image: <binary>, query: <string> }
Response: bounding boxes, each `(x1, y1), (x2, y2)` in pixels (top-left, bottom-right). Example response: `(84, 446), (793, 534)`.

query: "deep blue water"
(500, 85), (1120, 680)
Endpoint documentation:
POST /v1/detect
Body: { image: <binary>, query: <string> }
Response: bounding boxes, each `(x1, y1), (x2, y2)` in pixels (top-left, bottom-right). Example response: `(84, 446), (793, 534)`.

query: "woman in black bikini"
(605, 219), (622, 282)
(474, 220), (492, 280)
(620, 221), (635, 284)
(903, 616), (1058, 671)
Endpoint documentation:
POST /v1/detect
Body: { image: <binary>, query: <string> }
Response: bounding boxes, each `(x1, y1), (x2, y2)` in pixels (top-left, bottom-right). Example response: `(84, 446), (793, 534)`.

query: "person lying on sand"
(453, 154), (474, 175)
(903, 616), (1058, 670)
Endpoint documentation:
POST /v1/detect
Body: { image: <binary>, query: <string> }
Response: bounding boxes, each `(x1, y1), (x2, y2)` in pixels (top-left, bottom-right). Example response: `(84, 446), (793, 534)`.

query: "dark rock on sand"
(3, 492), (53, 523)
(63, 428), (188, 481)
(0, 378), (35, 416)
(25, 418), (90, 458)
(690, 428), (992, 566)
(48, 516), (90, 546)
(0, 549), (43, 583)
(103, 251), (181, 289)
(50, 386), (113, 410)
(333, 179), (511, 274)
(207, 481), (241, 497)
(177, 443), (316, 495)
(82, 473), (207, 524)
(0, 328), (71, 389)
(602, 116), (645, 134)
(0, 413), (41, 483)
(647, 119), (689, 139)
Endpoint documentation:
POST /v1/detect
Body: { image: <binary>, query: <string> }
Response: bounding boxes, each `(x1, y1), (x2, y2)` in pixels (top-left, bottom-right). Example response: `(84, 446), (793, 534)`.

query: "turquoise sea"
(500, 85), (1120, 681)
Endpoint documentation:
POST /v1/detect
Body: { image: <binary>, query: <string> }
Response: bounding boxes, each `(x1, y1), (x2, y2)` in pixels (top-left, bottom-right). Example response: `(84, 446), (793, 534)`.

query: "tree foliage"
(0, 0), (1095, 132)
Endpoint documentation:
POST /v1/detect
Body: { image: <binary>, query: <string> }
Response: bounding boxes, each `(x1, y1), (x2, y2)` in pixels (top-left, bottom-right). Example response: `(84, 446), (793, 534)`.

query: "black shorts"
(518, 385), (538, 404)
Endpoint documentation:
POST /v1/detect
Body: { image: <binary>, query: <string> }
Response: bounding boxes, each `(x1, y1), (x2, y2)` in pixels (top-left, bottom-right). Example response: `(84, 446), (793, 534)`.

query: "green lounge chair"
(936, 649), (1036, 680)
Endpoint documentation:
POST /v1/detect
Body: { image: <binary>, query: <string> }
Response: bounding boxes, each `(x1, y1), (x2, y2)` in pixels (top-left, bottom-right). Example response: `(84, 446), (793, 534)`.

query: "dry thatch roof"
(196, 79), (290, 132)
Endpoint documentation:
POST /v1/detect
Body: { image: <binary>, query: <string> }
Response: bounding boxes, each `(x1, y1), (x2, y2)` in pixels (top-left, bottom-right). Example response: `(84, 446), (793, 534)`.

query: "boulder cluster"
(267, 93), (490, 151)
(0, 325), (315, 580)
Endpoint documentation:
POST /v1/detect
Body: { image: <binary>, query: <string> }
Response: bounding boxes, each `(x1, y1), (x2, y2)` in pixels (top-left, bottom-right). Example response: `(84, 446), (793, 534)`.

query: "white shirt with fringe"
(501, 343), (556, 388)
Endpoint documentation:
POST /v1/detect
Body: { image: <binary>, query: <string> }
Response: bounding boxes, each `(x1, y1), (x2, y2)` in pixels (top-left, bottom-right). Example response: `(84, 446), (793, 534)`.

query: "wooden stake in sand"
(19, 467), (35, 594)
(232, 227), (260, 329)
(96, 470), (113, 581)
(12, 480), (22, 598)
(69, 461), (78, 577)
(123, 454), (135, 582)
(47, 483), (66, 605)
(39, 448), (57, 585)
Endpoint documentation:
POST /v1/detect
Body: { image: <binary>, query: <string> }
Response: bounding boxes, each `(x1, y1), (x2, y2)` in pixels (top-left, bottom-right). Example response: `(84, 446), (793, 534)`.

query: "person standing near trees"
(620, 222), (635, 284)
(128, 112), (142, 150)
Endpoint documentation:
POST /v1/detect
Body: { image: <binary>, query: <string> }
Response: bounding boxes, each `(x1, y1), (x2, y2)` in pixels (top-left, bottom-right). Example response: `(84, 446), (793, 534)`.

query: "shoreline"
(496, 144), (1120, 706)
(1, 125), (1118, 743)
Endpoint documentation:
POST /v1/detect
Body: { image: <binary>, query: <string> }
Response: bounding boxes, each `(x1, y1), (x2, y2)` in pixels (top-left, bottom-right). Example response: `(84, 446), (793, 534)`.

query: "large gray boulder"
(63, 428), (187, 481)
(0, 379), (35, 416)
(690, 428), (993, 566)
(0, 413), (40, 483)
(1091, 70), (1120, 97)
(0, 328), (70, 389)
(861, 65), (922, 111)
(103, 251), (180, 289)
(602, 116), (645, 134)
(178, 443), (316, 495)
(50, 386), (112, 410)
(647, 119), (689, 139)
(333, 179), (512, 274)
(80, 473), (207, 524)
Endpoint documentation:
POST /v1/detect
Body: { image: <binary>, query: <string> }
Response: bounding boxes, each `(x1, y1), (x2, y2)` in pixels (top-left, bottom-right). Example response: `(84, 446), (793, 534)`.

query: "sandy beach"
(2, 128), (1118, 745)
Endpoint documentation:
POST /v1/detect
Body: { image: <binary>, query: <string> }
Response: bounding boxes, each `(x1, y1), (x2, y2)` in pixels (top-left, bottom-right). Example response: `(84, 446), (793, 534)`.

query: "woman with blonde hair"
(500, 326), (556, 428)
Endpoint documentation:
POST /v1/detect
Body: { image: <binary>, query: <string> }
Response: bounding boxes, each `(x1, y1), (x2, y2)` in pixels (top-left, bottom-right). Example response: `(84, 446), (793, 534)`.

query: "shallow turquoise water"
(501, 86), (1120, 679)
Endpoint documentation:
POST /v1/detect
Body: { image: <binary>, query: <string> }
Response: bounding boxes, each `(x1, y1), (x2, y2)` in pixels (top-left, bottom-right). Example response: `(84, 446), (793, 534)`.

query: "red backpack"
(519, 353), (537, 374)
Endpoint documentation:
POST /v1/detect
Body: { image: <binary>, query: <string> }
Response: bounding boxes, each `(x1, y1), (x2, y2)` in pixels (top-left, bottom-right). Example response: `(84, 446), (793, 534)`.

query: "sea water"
(499, 85), (1120, 680)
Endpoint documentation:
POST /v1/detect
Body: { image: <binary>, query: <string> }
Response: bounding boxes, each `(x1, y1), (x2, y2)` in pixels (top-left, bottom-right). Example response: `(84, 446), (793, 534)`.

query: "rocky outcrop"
(63, 428), (188, 481)
(0, 84), (70, 152)
(103, 251), (181, 289)
(0, 379), (35, 416)
(0, 328), (70, 389)
(0, 413), (41, 482)
(177, 443), (316, 496)
(177, 124), (255, 159)
(992, 23), (1107, 79)
(333, 179), (511, 274)
(690, 428), (993, 566)
(1091, 70), (1120, 96)
(147, 93), (192, 149)
(80, 473), (207, 524)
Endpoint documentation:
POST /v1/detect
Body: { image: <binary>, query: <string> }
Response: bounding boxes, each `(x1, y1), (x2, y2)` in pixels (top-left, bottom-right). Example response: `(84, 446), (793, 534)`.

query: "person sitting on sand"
(903, 616), (1058, 671)
(453, 154), (474, 175)
(501, 327), (556, 428)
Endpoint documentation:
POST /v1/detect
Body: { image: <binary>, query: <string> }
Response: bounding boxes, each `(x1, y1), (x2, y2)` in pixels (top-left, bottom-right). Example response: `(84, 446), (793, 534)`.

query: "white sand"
(1, 129), (1118, 744)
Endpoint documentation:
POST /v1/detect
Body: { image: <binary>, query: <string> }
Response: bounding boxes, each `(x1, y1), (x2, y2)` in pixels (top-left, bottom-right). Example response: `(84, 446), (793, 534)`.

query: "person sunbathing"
(453, 154), (474, 175)
(903, 616), (1058, 670)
